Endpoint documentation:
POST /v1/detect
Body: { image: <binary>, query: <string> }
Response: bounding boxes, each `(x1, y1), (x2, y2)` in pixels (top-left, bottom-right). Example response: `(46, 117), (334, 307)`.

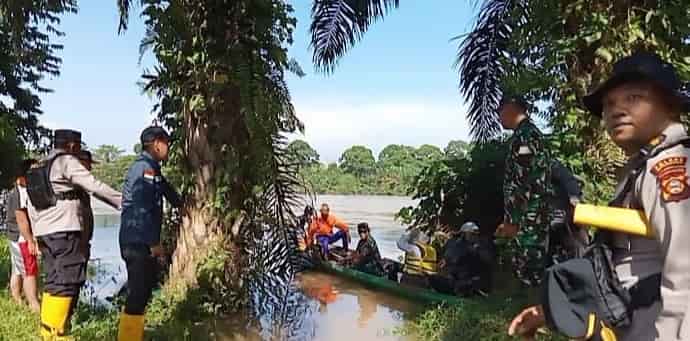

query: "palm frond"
(117, 0), (142, 33)
(287, 58), (306, 78)
(455, 0), (526, 142)
(138, 26), (158, 64)
(253, 135), (314, 275)
(310, 0), (400, 73)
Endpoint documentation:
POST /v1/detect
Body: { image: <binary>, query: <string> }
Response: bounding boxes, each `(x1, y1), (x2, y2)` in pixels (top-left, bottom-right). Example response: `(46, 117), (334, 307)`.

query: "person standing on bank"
(25, 129), (122, 340)
(6, 159), (41, 312)
(495, 95), (556, 287)
(508, 52), (690, 340)
(118, 126), (183, 341)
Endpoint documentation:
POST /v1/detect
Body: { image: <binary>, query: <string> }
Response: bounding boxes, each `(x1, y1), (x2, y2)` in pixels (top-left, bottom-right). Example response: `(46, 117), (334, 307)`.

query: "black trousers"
(121, 244), (159, 315)
(38, 232), (87, 297)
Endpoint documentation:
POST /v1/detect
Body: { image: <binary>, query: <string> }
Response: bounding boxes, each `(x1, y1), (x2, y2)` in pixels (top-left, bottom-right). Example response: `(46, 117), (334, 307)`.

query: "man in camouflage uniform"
(495, 95), (556, 287)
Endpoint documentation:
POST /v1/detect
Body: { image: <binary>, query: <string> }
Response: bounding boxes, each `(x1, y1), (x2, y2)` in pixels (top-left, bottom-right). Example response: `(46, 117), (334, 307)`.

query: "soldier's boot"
(118, 312), (145, 341)
(40, 293), (74, 341)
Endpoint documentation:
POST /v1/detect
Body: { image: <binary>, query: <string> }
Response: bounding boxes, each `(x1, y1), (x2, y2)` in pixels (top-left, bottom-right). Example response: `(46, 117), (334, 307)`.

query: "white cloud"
(290, 97), (471, 162)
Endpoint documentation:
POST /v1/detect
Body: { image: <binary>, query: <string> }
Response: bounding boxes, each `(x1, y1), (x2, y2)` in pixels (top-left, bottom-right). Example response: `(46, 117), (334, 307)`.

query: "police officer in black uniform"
(117, 126), (183, 341)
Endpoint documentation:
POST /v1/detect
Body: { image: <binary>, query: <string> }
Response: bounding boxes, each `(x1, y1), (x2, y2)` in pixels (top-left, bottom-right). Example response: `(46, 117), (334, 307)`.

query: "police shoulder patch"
(651, 156), (690, 202)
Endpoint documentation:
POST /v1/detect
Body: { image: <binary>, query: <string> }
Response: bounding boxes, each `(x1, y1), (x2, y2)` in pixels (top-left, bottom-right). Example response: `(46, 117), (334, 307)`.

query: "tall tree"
(378, 144), (417, 171)
(0, 1), (77, 146)
(444, 140), (470, 159)
(339, 145), (376, 178)
(120, 0), (309, 287)
(0, 117), (24, 189)
(415, 144), (443, 163)
(286, 139), (320, 168)
(456, 0), (690, 201)
(93, 144), (125, 163)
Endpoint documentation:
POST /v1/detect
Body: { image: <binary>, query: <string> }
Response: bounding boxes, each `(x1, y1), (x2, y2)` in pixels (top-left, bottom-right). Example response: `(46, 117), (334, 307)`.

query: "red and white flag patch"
(144, 169), (156, 181)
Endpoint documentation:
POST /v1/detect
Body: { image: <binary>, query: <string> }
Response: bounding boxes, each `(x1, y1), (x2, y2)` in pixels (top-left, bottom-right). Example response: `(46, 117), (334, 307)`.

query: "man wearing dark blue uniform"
(117, 126), (182, 341)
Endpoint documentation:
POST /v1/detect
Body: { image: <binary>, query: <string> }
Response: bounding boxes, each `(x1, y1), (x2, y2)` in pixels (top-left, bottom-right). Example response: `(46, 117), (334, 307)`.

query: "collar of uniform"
(140, 150), (161, 168)
(628, 123), (686, 157)
(654, 123), (688, 149)
(48, 148), (70, 157)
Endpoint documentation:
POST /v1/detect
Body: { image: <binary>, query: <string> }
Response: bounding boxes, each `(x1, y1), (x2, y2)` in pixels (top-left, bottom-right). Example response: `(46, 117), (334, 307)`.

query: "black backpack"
(549, 160), (588, 257)
(25, 152), (68, 210)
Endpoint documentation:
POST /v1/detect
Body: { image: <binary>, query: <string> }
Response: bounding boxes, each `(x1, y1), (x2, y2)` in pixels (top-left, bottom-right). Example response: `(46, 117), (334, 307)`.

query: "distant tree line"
(89, 144), (138, 191)
(287, 139), (471, 196)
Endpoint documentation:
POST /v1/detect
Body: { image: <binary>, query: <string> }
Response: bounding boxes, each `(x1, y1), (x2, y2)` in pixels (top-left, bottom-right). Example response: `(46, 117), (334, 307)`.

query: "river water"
(88, 194), (419, 340)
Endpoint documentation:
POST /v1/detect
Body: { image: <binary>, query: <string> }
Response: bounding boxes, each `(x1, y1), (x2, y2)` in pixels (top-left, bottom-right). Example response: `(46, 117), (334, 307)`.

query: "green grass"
(0, 236), (238, 340)
(398, 295), (565, 341)
(398, 268), (566, 341)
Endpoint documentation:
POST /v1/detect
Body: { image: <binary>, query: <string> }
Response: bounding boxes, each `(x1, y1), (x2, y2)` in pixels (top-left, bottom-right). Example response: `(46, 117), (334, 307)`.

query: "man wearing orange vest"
(306, 203), (349, 257)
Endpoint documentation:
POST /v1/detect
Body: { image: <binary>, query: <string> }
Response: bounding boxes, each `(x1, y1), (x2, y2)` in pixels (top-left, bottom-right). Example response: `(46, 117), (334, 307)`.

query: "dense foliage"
(457, 0), (690, 203)
(0, 0), (77, 186)
(309, 1), (690, 238)
(91, 155), (137, 191)
(290, 139), (469, 195)
(0, 117), (24, 189)
(397, 139), (507, 236)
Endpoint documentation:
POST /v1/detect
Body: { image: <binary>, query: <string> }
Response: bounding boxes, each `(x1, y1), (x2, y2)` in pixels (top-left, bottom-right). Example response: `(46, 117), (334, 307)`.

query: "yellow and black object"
(573, 204), (653, 238)
(583, 314), (618, 341)
(40, 293), (73, 341)
(118, 313), (145, 341)
(403, 242), (438, 275)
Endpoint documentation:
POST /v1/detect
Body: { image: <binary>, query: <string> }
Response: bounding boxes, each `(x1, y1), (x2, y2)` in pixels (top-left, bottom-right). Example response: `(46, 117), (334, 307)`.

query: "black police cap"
(584, 51), (690, 116)
(498, 95), (529, 111)
(53, 129), (82, 147)
(140, 126), (171, 144)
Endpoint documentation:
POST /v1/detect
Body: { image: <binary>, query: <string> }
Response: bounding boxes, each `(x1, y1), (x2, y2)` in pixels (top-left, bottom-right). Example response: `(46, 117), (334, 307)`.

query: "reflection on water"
(87, 195), (419, 339)
(209, 272), (418, 341)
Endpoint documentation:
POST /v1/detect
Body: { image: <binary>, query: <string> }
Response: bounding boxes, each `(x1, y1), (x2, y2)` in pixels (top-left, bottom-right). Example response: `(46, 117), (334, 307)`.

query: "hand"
(150, 244), (165, 258)
(27, 239), (40, 256)
(495, 222), (519, 238)
(508, 305), (546, 340)
(439, 260), (447, 270)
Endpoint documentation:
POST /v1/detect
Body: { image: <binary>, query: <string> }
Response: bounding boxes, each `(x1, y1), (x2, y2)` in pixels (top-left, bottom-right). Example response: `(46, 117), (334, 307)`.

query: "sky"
(37, 1), (479, 162)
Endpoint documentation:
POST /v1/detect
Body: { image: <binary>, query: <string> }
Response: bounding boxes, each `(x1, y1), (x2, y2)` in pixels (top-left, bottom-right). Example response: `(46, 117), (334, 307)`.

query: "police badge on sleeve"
(651, 156), (690, 202)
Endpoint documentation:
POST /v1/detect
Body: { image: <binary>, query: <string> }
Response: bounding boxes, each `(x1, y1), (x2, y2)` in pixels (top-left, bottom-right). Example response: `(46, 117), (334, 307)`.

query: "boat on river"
(305, 248), (462, 305)
(317, 260), (462, 305)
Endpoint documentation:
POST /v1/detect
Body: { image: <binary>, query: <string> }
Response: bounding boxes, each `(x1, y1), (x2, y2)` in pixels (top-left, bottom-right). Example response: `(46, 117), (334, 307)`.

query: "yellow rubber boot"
(118, 313), (145, 341)
(40, 293), (74, 341)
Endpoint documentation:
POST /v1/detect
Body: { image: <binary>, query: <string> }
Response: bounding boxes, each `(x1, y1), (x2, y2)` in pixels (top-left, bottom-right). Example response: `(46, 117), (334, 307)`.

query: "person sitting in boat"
(347, 222), (385, 276)
(306, 203), (350, 258)
(431, 221), (494, 297)
(397, 227), (438, 287)
(297, 205), (316, 251)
